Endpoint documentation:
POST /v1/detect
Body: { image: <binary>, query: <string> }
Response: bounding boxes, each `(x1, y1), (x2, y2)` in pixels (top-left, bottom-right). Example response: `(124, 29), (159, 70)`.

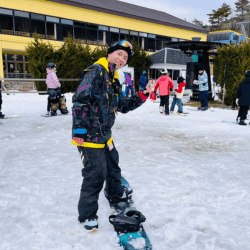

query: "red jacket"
(154, 76), (174, 95)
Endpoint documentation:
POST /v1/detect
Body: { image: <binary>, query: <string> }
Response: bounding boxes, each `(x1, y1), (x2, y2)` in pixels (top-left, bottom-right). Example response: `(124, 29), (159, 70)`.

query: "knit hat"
(177, 76), (185, 83)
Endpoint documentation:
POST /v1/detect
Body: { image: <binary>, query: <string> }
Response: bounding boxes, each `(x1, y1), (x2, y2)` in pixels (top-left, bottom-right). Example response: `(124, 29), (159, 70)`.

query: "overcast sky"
(119, 0), (238, 25)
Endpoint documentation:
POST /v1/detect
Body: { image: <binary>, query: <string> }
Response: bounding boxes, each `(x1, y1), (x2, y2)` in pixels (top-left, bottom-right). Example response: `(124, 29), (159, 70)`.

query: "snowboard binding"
(109, 210), (146, 234)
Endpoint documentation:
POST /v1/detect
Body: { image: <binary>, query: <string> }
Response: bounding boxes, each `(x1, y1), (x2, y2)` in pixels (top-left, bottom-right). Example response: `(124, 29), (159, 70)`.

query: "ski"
(1, 114), (19, 119)
(107, 177), (152, 250)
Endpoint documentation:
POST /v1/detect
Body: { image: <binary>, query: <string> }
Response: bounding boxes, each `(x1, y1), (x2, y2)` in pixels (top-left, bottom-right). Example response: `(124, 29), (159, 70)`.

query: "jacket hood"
(94, 57), (119, 80)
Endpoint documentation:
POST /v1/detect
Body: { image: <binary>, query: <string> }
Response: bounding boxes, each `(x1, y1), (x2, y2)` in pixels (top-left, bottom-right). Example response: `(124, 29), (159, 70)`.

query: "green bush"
(214, 41), (250, 106)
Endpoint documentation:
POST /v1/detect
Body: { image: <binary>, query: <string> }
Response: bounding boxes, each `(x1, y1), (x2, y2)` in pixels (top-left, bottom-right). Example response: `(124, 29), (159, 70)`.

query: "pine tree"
(235, 0), (250, 21)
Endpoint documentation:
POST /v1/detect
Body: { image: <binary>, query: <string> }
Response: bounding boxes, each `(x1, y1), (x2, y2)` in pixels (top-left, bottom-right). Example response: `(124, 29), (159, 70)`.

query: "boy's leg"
(77, 147), (107, 222)
(130, 85), (134, 95)
(125, 86), (129, 97)
(170, 97), (176, 111)
(176, 98), (183, 113)
(47, 97), (51, 112)
(105, 142), (124, 197)
(164, 95), (170, 114)
(203, 91), (209, 108)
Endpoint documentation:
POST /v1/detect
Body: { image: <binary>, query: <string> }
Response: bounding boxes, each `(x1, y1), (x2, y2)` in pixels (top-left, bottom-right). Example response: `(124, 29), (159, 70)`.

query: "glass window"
(233, 34), (239, 41)
(16, 54), (24, 61)
(62, 25), (73, 40)
(130, 31), (138, 36)
(148, 34), (156, 39)
(139, 37), (145, 50)
(110, 27), (119, 33)
(31, 13), (45, 21)
(147, 38), (155, 51)
(139, 32), (147, 37)
(120, 33), (129, 41)
(14, 10), (29, 18)
(171, 38), (178, 42)
(110, 32), (119, 44)
(61, 19), (73, 25)
(0, 8), (12, 15)
(0, 14), (14, 35)
(156, 40), (163, 50)
(74, 21), (85, 27)
(14, 17), (30, 37)
(31, 20), (46, 38)
(99, 25), (108, 31)
(17, 62), (24, 73)
(46, 22), (59, 40)
(74, 26), (86, 43)
(25, 63), (29, 73)
(120, 29), (129, 34)
(98, 30), (105, 45)
(46, 16), (59, 23)
(173, 70), (179, 80)
(130, 31), (138, 44)
(87, 29), (98, 45)
(87, 23), (98, 29)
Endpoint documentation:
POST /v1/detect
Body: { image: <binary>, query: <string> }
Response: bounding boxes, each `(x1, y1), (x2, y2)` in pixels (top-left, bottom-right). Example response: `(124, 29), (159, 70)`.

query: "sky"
(119, 0), (238, 25)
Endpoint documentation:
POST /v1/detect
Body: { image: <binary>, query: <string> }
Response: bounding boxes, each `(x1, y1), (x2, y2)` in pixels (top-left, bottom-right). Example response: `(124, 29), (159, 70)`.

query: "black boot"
(0, 112), (5, 118)
(51, 110), (57, 116)
(239, 120), (247, 126)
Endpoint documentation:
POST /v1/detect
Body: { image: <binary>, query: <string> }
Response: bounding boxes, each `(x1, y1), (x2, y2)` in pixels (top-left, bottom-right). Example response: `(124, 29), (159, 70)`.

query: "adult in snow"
(71, 40), (150, 232)
(194, 66), (209, 111)
(236, 70), (250, 125)
(0, 80), (4, 118)
(154, 69), (174, 115)
(170, 76), (186, 114)
(46, 62), (68, 116)
(139, 70), (147, 91)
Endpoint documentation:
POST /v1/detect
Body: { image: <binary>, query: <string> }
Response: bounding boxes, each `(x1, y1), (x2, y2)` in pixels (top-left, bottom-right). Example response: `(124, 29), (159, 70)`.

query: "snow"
(1, 92), (250, 250)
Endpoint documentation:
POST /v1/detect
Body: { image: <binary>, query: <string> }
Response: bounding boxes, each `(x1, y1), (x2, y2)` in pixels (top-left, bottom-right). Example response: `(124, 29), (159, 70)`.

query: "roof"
(48, 0), (208, 34)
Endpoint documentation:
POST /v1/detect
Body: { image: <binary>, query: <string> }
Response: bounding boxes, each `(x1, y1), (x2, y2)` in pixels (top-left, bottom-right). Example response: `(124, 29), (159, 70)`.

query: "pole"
(222, 63), (228, 108)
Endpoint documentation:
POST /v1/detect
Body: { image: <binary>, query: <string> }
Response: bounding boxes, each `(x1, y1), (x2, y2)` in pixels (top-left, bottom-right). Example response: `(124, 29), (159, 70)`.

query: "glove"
(202, 83), (206, 86)
(236, 98), (239, 105)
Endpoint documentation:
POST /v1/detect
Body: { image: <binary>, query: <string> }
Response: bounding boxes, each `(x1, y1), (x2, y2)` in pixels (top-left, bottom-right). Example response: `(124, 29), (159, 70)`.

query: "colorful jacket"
(154, 76), (174, 96)
(46, 70), (61, 89)
(198, 71), (208, 91)
(175, 82), (186, 99)
(72, 57), (148, 148)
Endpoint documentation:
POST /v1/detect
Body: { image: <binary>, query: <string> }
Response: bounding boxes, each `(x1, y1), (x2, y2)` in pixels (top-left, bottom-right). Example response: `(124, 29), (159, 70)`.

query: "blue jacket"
(140, 74), (147, 89)
(198, 71), (209, 91)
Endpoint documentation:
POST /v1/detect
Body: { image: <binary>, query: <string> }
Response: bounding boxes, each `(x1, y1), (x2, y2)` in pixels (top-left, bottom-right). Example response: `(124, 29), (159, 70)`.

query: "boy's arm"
(52, 72), (61, 88)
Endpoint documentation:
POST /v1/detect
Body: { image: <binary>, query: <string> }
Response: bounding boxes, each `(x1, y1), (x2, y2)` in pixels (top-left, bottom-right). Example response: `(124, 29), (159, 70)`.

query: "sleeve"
(236, 83), (242, 99)
(52, 72), (61, 87)
(116, 79), (148, 114)
(198, 74), (208, 84)
(169, 80), (174, 89)
(154, 80), (160, 92)
(175, 82), (185, 93)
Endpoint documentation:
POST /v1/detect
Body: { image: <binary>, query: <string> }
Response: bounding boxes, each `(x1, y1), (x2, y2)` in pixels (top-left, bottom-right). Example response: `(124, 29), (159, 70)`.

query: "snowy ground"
(0, 92), (250, 250)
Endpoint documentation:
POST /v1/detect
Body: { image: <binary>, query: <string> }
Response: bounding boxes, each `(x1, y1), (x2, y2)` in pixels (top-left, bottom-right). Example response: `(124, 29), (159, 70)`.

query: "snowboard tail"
(108, 177), (152, 250)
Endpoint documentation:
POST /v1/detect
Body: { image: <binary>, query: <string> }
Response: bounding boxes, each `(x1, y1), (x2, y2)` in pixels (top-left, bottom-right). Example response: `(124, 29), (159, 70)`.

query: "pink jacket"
(46, 70), (61, 89)
(154, 76), (174, 96)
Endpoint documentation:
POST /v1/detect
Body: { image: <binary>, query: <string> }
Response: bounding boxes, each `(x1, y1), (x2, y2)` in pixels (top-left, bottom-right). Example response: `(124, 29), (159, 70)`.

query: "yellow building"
(0, 0), (208, 78)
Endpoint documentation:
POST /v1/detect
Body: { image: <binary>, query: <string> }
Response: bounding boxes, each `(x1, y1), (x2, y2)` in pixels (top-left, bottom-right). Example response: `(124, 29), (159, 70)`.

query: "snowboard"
(41, 113), (69, 117)
(1, 114), (19, 119)
(108, 177), (152, 250)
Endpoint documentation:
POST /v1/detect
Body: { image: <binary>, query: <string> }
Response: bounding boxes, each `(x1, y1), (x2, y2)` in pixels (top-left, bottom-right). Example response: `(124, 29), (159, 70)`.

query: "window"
(130, 31), (138, 44)
(61, 19), (73, 40)
(46, 22), (59, 40)
(233, 33), (239, 42)
(0, 12), (14, 35)
(173, 70), (179, 80)
(156, 36), (164, 51)
(86, 23), (98, 45)
(147, 37), (155, 52)
(120, 29), (129, 41)
(14, 17), (30, 37)
(98, 30), (105, 45)
(74, 26), (86, 43)
(31, 20), (45, 38)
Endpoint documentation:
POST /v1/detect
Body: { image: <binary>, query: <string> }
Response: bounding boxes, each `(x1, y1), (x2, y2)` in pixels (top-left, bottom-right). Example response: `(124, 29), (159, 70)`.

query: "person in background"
(46, 62), (68, 116)
(236, 70), (250, 125)
(139, 70), (147, 91)
(146, 80), (157, 103)
(170, 76), (186, 114)
(124, 71), (134, 97)
(0, 80), (5, 118)
(193, 66), (209, 111)
(154, 69), (174, 115)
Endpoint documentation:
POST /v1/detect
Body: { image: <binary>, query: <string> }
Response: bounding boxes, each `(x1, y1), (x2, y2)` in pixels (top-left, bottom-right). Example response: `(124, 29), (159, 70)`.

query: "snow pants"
(170, 97), (183, 113)
(160, 95), (170, 114)
(238, 105), (249, 121)
(199, 90), (208, 108)
(77, 142), (124, 222)
(125, 85), (134, 97)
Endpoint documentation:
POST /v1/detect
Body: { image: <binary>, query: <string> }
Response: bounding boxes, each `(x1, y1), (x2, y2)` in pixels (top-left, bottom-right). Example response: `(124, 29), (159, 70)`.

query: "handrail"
(0, 78), (79, 81)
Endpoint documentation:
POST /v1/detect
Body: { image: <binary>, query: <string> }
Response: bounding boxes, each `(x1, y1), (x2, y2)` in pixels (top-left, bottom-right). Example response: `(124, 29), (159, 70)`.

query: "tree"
(129, 40), (151, 91)
(192, 19), (207, 29)
(214, 41), (250, 106)
(235, 0), (250, 21)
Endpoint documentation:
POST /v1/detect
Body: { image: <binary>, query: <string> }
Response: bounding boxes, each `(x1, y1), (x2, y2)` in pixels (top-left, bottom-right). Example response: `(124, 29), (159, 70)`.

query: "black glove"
(142, 88), (149, 97)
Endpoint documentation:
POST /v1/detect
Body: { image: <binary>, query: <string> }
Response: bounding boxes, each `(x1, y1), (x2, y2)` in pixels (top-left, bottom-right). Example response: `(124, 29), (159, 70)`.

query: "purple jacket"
(46, 70), (61, 89)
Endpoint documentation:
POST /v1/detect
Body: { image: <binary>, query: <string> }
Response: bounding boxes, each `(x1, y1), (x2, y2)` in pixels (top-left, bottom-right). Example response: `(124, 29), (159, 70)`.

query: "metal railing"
(0, 78), (79, 94)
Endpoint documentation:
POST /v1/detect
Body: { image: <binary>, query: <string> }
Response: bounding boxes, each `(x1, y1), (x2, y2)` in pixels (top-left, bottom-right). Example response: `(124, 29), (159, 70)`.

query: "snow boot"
(159, 106), (164, 114)
(51, 110), (57, 116)
(0, 112), (5, 118)
(82, 218), (98, 232)
(60, 108), (69, 114)
(239, 120), (247, 126)
(109, 210), (146, 234)
(201, 107), (208, 111)
(197, 107), (202, 110)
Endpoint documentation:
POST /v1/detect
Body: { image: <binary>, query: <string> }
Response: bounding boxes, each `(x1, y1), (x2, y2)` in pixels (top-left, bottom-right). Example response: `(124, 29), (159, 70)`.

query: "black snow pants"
(0, 90), (2, 111)
(77, 142), (124, 222)
(160, 95), (170, 114)
(238, 105), (249, 121)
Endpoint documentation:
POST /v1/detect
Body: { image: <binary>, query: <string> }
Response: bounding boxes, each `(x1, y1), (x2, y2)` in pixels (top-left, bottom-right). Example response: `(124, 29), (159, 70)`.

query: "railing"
(4, 73), (33, 79)
(0, 78), (79, 94)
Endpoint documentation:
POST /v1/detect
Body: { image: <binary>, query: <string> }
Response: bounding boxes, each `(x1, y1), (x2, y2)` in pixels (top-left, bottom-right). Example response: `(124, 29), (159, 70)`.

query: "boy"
(72, 40), (150, 232)
(170, 76), (186, 114)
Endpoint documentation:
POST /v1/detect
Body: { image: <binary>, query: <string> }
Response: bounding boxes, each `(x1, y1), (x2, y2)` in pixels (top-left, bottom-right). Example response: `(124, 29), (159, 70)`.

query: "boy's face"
(107, 50), (128, 70)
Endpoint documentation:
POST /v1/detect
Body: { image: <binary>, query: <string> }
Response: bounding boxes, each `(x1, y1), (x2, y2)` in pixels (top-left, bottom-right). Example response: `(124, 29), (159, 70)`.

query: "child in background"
(170, 76), (186, 114)
(146, 80), (157, 102)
